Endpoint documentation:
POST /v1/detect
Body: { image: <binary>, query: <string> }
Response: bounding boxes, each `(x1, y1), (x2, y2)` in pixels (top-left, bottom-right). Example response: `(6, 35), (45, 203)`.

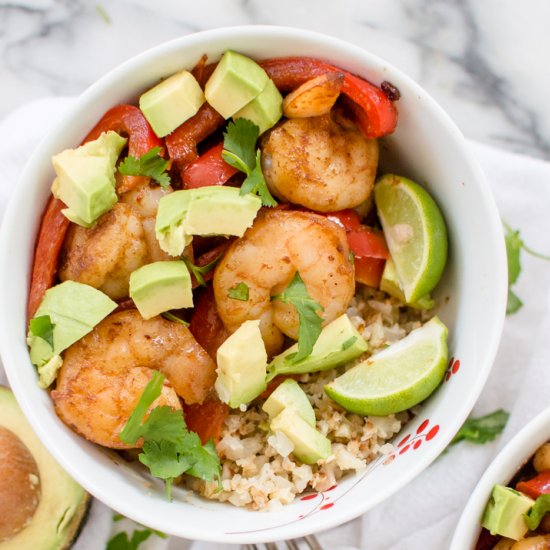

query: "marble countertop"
(1, 0), (549, 160)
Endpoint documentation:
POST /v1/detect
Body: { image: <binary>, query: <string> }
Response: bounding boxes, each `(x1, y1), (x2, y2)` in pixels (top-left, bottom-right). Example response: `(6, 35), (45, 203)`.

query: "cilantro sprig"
(107, 525), (166, 550)
(29, 315), (55, 349)
(448, 409), (509, 448)
(272, 271), (324, 363)
(182, 255), (219, 287)
(504, 222), (550, 314)
(525, 494), (550, 531)
(222, 119), (277, 207)
(120, 371), (221, 500)
(227, 282), (249, 301)
(161, 312), (190, 327)
(118, 147), (171, 188)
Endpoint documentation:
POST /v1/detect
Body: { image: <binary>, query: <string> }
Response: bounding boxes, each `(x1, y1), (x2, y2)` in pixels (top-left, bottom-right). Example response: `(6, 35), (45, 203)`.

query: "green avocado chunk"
(233, 79), (283, 134)
(129, 261), (193, 320)
(215, 320), (267, 408)
(270, 408), (331, 464)
(140, 70), (205, 137)
(155, 187), (262, 256)
(267, 314), (368, 382)
(482, 484), (535, 540)
(0, 386), (89, 550)
(205, 50), (269, 119)
(27, 281), (117, 387)
(262, 379), (316, 427)
(380, 258), (435, 310)
(51, 131), (127, 227)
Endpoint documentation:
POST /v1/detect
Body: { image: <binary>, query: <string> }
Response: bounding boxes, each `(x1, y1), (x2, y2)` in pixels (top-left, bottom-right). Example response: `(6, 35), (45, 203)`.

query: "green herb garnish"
(504, 222), (550, 314)
(119, 372), (221, 500)
(227, 282), (249, 301)
(449, 409), (509, 447)
(341, 336), (358, 351)
(222, 119), (277, 207)
(29, 315), (55, 349)
(161, 312), (190, 327)
(107, 526), (166, 550)
(525, 494), (550, 531)
(272, 271), (324, 363)
(182, 255), (219, 287)
(119, 147), (171, 188)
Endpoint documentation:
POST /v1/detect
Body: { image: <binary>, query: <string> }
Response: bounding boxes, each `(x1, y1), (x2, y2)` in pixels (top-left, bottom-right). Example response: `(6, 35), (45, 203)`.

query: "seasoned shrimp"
(51, 310), (217, 449)
(213, 209), (354, 356)
(59, 183), (174, 300)
(261, 111), (379, 212)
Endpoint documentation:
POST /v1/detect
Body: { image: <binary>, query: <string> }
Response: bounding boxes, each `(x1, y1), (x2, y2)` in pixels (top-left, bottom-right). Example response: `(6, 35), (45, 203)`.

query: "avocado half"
(0, 386), (89, 549)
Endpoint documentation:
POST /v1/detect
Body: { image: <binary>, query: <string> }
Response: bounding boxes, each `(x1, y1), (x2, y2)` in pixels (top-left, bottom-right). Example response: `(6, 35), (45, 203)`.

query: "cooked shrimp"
(213, 209), (354, 356)
(261, 111), (379, 212)
(51, 310), (217, 449)
(59, 183), (175, 300)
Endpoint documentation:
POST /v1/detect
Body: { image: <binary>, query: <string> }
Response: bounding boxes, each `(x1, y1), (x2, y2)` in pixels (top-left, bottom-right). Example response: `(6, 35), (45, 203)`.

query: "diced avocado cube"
(205, 50), (269, 119)
(380, 258), (435, 310)
(233, 79), (283, 134)
(270, 408), (331, 464)
(267, 314), (368, 381)
(140, 70), (205, 138)
(155, 187), (262, 256)
(27, 281), (117, 383)
(482, 485), (535, 540)
(129, 261), (193, 320)
(215, 320), (267, 408)
(51, 131), (127, 227)
(262, 379), (316, 427)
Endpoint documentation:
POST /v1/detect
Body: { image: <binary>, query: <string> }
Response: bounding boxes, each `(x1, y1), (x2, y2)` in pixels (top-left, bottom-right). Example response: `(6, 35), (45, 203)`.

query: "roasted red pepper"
(261, 57), (398, 138)
(516, 471), (550, 499)
(354, 257), (386, 287)
(183, 396), (229, 445)
(182, 143), (238, 189)
(165, 103), (225, 171)
(28, 105), (163, 320)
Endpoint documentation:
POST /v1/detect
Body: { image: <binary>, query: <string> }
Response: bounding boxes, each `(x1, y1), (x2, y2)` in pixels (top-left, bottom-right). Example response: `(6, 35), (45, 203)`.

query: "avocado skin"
(0, 386), (89, 549)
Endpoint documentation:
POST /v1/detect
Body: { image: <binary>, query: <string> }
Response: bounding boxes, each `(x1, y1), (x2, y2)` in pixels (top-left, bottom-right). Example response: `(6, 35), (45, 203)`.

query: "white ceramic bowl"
(451, 408), (550, 549)
(0, 26), (507, 543)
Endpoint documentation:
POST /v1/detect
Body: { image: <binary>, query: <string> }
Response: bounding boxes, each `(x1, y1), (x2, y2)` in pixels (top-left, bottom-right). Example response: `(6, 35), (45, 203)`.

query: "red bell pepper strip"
(182, 143), (238, 189)
(189, 286), (230, 360)
(28, 105), (162, 321)
(347, 228), (389, 259)
(183, 396), (229, 445)
(516, 471), (550, 499)
(260, 57), (398, 138)
(84, 104), (163, 194)
(354, 257), (386, 288)
(27, 197), (71, 320)
(325, 209), (362, 233)
(165, 103), (225, 172)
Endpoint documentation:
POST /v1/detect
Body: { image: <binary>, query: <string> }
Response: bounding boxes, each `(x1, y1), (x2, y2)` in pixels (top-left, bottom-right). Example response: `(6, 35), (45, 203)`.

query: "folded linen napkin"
(1, 98), (549, 550)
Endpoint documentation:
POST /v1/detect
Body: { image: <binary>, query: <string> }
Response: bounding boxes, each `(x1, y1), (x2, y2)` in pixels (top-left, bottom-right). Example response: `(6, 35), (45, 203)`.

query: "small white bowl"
(451, 408), (550, 549)
(0, 26), (507, 543)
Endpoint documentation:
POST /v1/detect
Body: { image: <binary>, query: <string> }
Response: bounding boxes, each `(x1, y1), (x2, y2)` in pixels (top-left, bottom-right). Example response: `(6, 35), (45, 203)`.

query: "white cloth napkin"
(1, 98), (550, 550)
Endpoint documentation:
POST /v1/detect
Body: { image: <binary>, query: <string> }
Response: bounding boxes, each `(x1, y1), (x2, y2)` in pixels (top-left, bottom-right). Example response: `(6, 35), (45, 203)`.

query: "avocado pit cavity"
(0, 427), (41, 542)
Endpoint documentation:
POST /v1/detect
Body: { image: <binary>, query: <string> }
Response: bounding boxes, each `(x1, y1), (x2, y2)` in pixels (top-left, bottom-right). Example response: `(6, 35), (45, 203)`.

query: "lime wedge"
(374, 174), (448, 304)
(324, 317), (448, 416)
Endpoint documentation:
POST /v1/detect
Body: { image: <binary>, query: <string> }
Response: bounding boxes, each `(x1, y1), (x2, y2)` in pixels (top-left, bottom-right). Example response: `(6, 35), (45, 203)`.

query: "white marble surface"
(0, 0), (549, 159)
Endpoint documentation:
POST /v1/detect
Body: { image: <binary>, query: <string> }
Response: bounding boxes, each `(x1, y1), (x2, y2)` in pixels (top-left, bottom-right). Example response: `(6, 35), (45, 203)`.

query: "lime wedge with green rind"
(374, 174), (448, 304)
(324, 316), (448, 416)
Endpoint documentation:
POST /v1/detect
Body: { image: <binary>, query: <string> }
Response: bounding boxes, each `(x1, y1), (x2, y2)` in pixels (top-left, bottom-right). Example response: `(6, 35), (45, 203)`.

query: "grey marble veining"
(1, 0), (548, 159)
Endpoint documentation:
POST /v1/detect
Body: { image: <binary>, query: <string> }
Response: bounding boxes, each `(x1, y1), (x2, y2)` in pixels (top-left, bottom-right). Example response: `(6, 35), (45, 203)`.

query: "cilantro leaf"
(272, 271), (324, 363)
(107, 529), (152, 550)
(525, 494), (550, 531)
(227, 282), (249, 301)
(222, 119), (259, 173)
(507, 289), (523, 315)
(139, 439), (196, 480)
(162, 312), (190, 327)
(449, 409), (509, 447)
(118, 147), (171, 188)
(119, 371), (164, 445)
(186, 438), (222, 485)
(182, 255), (219, 287)
(138, 406), (188, 444)
(239, 150), (277, 207)
(504, 224), (522, 286)
(29, 315), (55, 349)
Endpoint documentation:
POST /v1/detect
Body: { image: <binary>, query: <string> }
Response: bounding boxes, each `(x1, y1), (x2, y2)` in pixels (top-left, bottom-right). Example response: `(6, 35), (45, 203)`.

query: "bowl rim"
(450, 407), (550, 549)
(0, 25), (508, 542)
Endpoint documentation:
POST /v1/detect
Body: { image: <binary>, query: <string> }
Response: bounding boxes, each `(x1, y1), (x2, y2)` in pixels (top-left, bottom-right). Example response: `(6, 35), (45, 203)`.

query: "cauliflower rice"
(185, 287), (434, 510)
